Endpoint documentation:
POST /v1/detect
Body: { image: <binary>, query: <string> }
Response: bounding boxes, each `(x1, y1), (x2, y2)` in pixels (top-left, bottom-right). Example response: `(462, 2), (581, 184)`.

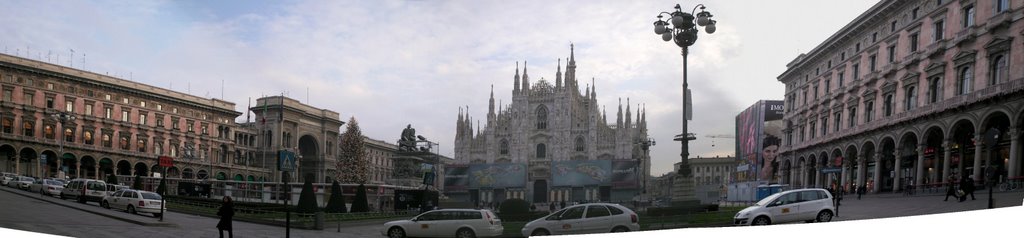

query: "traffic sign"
(278, 150), (296, 172)
(159, 156), (174, 167)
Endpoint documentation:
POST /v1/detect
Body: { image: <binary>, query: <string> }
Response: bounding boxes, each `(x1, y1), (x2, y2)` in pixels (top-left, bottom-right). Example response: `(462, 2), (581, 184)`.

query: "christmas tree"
(337, 117), (368, 184)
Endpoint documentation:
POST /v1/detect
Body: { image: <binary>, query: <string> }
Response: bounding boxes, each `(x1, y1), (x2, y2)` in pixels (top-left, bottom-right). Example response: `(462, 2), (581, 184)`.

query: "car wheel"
(387, 227), (406, 238)
(752, 216), (771, 225)
(101, 201), (110, 209)
(531, 229), (550, 236)
(611, 226), (630, 232)
(128, 205), (137, 214)
(816, 210), (833, 222)
(455, 228), (476, 238)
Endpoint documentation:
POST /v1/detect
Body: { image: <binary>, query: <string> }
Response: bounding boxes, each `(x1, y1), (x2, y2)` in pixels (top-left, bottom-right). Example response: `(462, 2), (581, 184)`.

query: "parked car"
(381, 209), (503, 238)
(101, 189), (164, 218)
(1, 173), (17, 186)
(521, 203), (639, 237)
(104, 184), (129, 196)
(11, 176), (36, 190)
(30, 179), (65, 196)
(60, 179), (108, 203)
(733, 188), (835, 226)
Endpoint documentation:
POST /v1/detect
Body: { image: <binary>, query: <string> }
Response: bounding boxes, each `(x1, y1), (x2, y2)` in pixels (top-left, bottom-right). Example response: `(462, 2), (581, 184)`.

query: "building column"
(942, 140), (952, 182)
(1009, 129), (1020, 178)
(14, 157), (20, 177)
(873, 151), (883, 193)
(840, 162), (848, 190)
(856, 158), (866, 187)
(814, 163), (823, 188)
(893, 150), (902, 193)
(916, 144), (926, 187)
(94, 166), (100, 180)
(973, 135), (983, 182)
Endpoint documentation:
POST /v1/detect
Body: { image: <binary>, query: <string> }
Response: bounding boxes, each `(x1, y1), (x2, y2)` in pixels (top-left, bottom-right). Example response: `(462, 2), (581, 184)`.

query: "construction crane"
(705, 134), (735, 147)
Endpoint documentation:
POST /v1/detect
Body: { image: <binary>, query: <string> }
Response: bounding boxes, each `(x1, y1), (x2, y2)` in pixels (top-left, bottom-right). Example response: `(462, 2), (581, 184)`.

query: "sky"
(0, 0), (879, 176)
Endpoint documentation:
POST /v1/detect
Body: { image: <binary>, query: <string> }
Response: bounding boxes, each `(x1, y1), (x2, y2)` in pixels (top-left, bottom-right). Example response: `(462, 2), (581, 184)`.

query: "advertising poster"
(468, 163), (526, 188)
(610, 160), (638, 188)
(735, 103), (762, 182)
(552, 160), (612, 186)
(761, 100), (784, 183)
(443, 164), (470, 191)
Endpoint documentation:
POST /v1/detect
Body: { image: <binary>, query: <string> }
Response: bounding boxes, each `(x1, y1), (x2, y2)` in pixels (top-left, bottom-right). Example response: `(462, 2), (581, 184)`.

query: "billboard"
(443, 164), (470, 191)
(761, 101), (784, 183)
(610, 160), (638, 188)
(468, 163), (526, 188)
(734, 100), (784, 184)
(735, 103), (761, 182)
(552, 160), (612, 186)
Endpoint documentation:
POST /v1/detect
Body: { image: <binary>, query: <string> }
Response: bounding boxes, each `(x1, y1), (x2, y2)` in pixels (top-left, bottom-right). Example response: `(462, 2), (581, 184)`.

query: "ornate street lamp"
(653, 4), (716, 174)
(635, 137), (656, 210)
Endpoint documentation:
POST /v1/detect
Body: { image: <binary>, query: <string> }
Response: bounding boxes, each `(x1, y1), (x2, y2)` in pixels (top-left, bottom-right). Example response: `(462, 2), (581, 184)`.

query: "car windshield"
(755, 192), (787, 206)
(141, 192), (162, 200)
(20, 177), (33, 181)
(46, 180), (63, 186)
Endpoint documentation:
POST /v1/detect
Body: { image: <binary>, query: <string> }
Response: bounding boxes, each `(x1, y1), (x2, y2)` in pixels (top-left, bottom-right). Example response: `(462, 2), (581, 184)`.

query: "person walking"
(856, 185), (866, 200)
(216, 196), (235, 238)
(944, 176), (958, 202)
(960, 176), (976, 202)
(548, 202), (556, 213)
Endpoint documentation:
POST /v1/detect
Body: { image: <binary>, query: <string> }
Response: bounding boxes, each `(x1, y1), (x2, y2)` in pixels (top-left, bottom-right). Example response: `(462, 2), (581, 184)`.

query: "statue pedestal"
(671, 175), (698, 205)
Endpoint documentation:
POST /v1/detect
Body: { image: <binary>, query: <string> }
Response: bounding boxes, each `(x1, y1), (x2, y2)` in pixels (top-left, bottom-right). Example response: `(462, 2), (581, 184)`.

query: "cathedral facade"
(452, 46), (652, 205)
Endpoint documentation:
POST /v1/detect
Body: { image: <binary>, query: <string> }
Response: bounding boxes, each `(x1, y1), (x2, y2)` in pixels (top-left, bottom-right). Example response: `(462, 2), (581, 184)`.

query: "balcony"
(952, 26), (978, 46)
(924, 39), (948, 58)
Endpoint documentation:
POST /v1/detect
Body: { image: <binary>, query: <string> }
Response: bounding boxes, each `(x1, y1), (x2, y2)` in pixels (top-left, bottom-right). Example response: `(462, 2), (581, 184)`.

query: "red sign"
(158, 156), (173, 167)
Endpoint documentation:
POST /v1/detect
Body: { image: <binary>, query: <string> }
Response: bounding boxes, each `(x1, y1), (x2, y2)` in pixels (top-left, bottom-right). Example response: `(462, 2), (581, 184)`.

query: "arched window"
(575, 137), (585, 152)
(536, 106), (547, 130)
(958, 66), (972, 95)
(904, 86), (917, 110)
(536, 144), (546, 159)
(500, 140), (509, 155)
(928, 77), (941, 103)
(83, 131), (93, 145)
(44, 125), (54, 139)
(990, 55), (1007, 85)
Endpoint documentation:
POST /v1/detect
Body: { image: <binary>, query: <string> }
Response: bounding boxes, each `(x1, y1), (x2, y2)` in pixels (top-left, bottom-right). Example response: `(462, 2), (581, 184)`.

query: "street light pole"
(51, 112), (76, 180)
(635, 137), (655, 210)
(653, 4), (717, 175)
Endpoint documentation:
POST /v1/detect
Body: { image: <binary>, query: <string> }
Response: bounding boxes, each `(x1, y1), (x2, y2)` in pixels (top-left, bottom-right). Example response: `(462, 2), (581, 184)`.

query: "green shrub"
(498, 198), (530, 215)
(132, 174), (143, 190)
(295, 175), (319, 213)
(324, 181), (347, 213)
(105, 174), (119, 185)
(350, 184), (369, 212)
(645, 204), (720, 217)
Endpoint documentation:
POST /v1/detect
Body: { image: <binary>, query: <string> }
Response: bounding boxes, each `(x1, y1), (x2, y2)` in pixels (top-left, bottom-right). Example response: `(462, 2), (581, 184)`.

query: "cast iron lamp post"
(654, 4), (716, 174)
(51, 111), (76, 180)
(636, 137), (655, 210)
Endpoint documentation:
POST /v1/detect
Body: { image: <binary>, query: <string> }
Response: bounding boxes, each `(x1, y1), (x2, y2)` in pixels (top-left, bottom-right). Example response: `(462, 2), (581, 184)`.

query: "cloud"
(0, 0), (878, 176)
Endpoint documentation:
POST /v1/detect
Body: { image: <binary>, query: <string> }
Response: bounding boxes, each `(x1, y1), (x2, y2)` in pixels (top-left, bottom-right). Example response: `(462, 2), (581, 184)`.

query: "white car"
(60, 179), (108, 203)
(521, 203), (640, 237)
(1, 173), (16, 185)
(101, 189), (164, 218)
(381, 209), (503, 238)
(104, 184), (129, 196)
(11, 176), (35, 190)
(733, 188), (835, 226)
(30, 179), (65, 196)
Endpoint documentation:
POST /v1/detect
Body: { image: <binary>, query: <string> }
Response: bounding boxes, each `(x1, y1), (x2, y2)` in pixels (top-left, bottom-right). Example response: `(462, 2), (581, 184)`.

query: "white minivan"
(733, 188), (835, 226)
(60, 179), (108, 203)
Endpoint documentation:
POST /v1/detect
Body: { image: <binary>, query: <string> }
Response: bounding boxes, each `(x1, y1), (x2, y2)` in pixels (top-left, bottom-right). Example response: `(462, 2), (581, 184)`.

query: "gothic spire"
(488, 85), (496, 122)
(616, 98), (623, 128)
(458, 107), (464, 137)
(566, 43), (577, 89)
(603, 105), (607, 125)
(590, 77), (596, 102)
(522, 61), (530, 92)
(514, 61), (520, 93)
(625, 98), (632, 129)
(555, 58), (562, 89)
(641, 103), (647, 131)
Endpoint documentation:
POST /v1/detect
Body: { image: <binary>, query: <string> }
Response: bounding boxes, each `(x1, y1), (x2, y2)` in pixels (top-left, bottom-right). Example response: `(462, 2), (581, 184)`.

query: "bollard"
(315, 211), (325, 230)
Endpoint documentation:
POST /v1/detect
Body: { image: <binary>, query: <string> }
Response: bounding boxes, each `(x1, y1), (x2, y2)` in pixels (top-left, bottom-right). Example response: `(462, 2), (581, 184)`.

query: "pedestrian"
(944, 176), (958, 201)
(856, 185), (866, 200)
(960, 176), (976, 202)
(548, 202), (555, 212)
(530, 203), (536, 211)
(216, 196), (234, 238)
(560, 200), (566, 209)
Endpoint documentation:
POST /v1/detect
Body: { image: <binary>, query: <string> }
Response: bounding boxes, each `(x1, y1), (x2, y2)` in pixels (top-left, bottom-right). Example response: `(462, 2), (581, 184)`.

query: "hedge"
(645, 204), (720, 217)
